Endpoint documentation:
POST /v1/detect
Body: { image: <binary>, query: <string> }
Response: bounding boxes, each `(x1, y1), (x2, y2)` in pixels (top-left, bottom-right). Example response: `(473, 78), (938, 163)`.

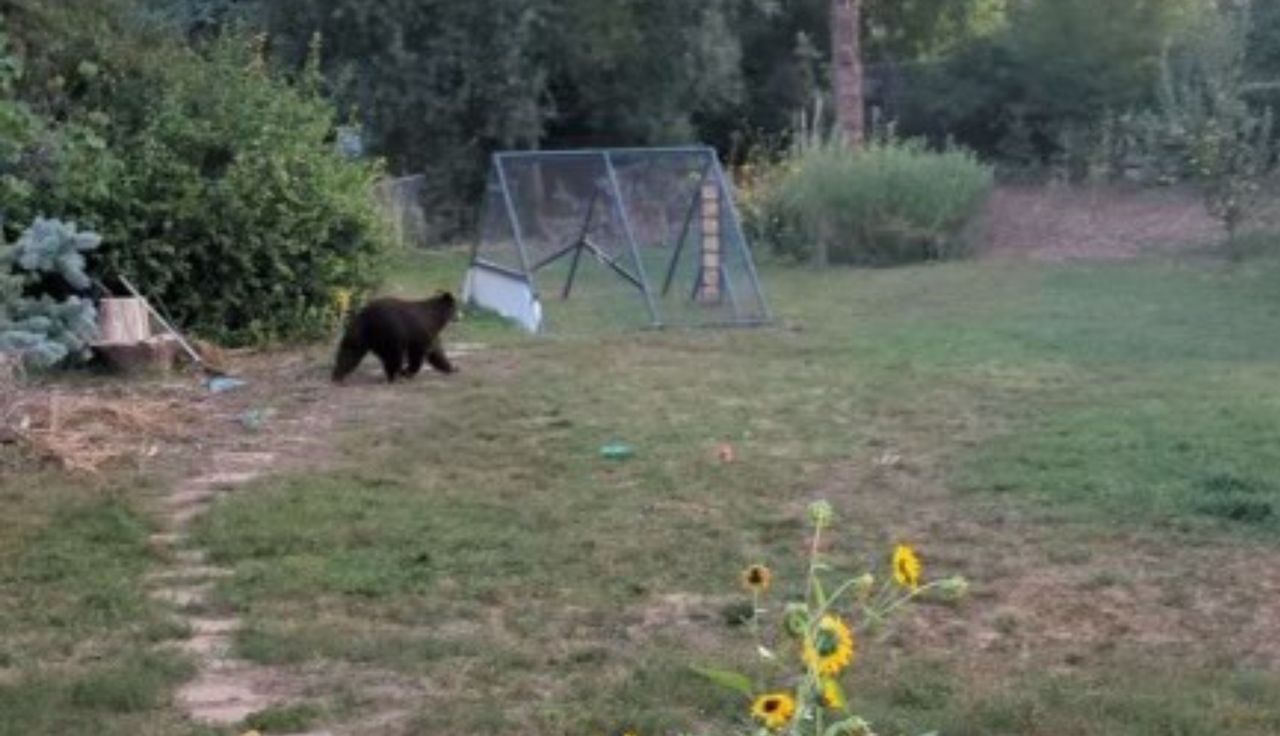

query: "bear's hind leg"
(331, 340), (368, 383)
(404, 343), (426, 378)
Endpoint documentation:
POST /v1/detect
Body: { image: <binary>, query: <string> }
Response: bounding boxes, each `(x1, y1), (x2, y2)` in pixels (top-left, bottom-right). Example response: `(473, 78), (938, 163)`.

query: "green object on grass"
(599, 442), (634, 460)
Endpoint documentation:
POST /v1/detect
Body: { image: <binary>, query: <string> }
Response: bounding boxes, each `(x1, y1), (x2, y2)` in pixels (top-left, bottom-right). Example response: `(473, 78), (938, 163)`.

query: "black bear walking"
(331, 291), (460, 383)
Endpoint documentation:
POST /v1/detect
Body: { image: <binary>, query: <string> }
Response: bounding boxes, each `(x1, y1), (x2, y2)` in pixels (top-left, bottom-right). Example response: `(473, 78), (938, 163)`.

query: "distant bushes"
(743, 137), (994, 266)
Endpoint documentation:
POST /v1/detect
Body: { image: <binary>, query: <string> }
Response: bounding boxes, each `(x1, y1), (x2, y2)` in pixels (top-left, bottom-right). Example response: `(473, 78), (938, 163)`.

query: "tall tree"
(831, 0), (865, 147)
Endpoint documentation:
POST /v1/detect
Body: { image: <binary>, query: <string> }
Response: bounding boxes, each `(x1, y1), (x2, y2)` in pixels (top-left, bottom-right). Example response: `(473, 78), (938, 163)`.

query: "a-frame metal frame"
(466, 146), (773, 329)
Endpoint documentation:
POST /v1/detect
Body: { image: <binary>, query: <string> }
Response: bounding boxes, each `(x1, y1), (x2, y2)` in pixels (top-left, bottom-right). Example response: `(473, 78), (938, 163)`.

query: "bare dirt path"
(143, 344), (488, 734)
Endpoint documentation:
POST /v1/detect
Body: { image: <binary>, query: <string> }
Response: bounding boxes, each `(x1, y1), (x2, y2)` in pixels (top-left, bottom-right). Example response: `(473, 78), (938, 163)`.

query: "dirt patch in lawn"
(982, 183), (1223, 261)
(819, 455), (1280, 677)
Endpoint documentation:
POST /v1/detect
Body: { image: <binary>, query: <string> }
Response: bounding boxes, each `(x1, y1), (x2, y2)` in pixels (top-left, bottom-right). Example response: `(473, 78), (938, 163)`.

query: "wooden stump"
(94, 297), (176, 374)
(98, 298), (152, 344)
(96, 336), (180, 375)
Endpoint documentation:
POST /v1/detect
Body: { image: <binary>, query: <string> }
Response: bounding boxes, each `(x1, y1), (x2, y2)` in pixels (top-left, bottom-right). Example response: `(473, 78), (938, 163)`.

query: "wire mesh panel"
(465, 147), (771, 333)
(374, 175), (430, 249)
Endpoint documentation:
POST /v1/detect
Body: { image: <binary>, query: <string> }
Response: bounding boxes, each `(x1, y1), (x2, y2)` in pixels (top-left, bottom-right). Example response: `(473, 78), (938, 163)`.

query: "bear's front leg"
(426, 345), (457, 374)
(373, 346), (402, 383)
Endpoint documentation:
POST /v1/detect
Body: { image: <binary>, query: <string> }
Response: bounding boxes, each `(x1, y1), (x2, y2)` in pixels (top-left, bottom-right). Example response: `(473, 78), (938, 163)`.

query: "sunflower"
(750, 692), (796, 731)
(742, 564), (772, 593)
(332, 288), (353, 318)
(893, 543), (923, 591)
(803, 614), (855, 676)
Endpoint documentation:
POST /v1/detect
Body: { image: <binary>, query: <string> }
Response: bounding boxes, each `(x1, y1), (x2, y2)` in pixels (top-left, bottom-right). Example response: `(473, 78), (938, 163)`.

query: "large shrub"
(0, 20), (40, 230)
(751, 137), (993, 266)
(40, 32), (389, 345)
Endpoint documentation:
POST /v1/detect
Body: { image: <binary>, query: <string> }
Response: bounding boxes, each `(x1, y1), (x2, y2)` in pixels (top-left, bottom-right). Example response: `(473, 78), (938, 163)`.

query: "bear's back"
(356, 299), (431, 343)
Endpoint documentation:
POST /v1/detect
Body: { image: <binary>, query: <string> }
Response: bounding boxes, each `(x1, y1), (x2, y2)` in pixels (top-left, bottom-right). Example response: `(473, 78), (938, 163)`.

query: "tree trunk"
(831, 0), (865, 149)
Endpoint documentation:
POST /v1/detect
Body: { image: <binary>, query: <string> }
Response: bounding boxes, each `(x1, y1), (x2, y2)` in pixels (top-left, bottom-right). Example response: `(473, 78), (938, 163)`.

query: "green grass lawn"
(194, 248), (1280, 734)
(6, 246), (1280, 734)
(0, 465), (199, 736)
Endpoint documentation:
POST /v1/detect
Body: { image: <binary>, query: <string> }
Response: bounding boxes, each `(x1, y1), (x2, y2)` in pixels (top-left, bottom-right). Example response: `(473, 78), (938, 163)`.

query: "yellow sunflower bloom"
(893, 543), (923, 591)
(750, 692), (796, 731)
(803, 614), (855, 676)
(333, 288), (353, 318)
(742, 564), (772, 593)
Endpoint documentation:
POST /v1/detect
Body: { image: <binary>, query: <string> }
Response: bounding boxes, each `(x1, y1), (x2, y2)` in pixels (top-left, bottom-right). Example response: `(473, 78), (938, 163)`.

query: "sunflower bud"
(935, 575), (970, 601)
(782, 602), (810, 639)
(819, 677), (847, 710)
(808, 500), (834, 527)
(852, 573), (875, 600)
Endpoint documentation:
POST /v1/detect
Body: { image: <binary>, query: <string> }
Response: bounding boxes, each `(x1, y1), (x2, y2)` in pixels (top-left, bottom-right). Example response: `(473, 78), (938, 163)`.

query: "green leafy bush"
(751, 137), (993, 266)
(737, 155), (810, 265)
(0, 21), (40, 230)
(47, 32), (390, 345)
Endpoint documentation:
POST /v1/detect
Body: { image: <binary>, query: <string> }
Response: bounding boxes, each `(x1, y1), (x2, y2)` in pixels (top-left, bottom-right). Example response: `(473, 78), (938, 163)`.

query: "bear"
(331, 291), (460, 384)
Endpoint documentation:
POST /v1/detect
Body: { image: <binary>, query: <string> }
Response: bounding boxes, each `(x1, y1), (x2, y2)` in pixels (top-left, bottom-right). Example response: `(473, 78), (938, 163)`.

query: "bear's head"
(432, 290), (460, 323)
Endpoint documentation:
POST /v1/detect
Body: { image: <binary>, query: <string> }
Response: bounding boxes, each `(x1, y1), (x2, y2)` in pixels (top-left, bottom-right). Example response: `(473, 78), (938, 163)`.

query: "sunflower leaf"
(824, 716), (874, 736)
(689, 666), (754, 698)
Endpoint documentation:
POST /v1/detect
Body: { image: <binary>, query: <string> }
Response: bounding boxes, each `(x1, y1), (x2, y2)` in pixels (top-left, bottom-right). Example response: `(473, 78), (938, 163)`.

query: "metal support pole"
(563, 188), (600, 299)
(494, 156), (538, 297)
(709, 156), (772, 322)
(602, 152), (661, 327)
(662, 162), (711, 296)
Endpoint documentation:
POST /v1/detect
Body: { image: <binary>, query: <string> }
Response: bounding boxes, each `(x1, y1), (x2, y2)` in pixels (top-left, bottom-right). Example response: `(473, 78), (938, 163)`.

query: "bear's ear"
(436, 290), (456, 305)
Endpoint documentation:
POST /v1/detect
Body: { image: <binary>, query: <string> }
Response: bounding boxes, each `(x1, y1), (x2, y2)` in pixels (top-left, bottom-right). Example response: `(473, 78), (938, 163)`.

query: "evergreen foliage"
(12, 217), (101, 291)
(0, 218), (100, 369)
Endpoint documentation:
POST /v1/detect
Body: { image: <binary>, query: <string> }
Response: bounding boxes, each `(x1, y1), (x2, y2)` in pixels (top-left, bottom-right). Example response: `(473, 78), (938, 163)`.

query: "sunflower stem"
(874, 580), (945, 619)
(810, 577), (861, 623)
(807, 519), (826, 610)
